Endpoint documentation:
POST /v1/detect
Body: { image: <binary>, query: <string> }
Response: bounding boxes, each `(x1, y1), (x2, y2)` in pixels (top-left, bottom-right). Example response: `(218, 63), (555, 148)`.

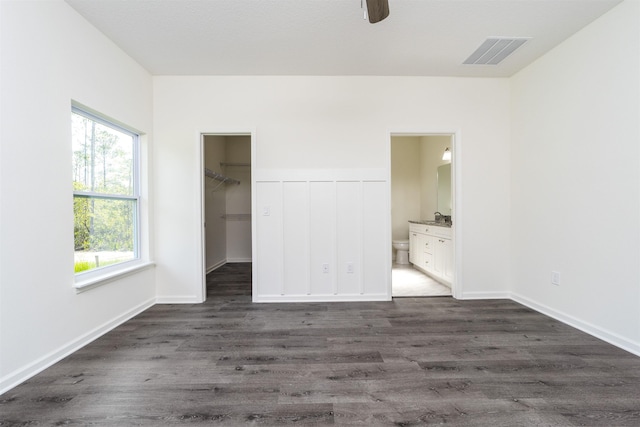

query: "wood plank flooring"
(2, 262), (640, 426)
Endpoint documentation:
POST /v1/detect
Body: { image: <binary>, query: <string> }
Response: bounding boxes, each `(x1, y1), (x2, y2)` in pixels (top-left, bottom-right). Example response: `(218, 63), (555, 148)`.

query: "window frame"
(72, 105), (144, 288)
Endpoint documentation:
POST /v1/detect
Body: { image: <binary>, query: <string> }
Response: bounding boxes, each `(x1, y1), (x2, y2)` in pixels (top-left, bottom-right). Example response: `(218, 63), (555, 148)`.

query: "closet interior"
(203, 135), (252, 273)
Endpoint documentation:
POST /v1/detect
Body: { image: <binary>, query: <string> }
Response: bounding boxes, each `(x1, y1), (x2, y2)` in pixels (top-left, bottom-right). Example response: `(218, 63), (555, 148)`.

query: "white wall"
(510, 0), (640, 354)
(224, 137), (252, 262)
(391, 137), (421, 242)
(153, 76), (512, 302)
(0, 1), (155, 393)
(420, 135), (452, 218)
(204, 135), (227, 270)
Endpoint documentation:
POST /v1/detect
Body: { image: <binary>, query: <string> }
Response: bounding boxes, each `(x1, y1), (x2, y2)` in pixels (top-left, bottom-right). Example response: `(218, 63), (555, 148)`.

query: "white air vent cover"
(463, 37), (530, 65)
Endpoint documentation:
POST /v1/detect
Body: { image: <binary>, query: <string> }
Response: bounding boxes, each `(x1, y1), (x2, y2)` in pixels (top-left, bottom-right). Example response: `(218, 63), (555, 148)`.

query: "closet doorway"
(202, 134), (253, 299)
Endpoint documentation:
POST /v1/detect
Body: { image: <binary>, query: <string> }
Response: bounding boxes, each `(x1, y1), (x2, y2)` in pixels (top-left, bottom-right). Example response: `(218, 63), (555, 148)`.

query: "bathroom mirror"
(437, 163), (451, 215)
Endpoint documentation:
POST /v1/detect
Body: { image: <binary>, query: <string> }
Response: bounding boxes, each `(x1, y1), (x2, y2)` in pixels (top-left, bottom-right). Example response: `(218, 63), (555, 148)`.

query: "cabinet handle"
(439, 239), (445, 243)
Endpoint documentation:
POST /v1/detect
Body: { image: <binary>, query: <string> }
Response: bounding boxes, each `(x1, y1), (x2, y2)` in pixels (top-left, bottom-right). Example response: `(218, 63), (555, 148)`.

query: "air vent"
(463, 37), (530, 65)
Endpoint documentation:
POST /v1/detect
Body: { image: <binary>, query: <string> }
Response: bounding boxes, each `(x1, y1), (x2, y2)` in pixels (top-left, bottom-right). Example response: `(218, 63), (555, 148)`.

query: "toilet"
(392, 239), (410, 264)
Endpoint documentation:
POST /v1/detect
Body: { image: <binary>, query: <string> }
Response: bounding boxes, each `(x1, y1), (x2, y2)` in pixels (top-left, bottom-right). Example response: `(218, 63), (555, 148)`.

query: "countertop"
(409, 220), (452, 228)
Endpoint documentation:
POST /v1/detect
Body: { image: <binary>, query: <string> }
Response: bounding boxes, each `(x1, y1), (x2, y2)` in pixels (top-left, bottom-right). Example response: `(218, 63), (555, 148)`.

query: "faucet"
(434, 211), (443, 221)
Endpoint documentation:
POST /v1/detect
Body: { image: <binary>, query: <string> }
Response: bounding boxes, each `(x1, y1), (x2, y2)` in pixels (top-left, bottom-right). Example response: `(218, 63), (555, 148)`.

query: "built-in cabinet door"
(409, 232), (419, 264)
(434, 237), (453, 280)
(408, 224), (452, 285)
(416, 234), (427, 268)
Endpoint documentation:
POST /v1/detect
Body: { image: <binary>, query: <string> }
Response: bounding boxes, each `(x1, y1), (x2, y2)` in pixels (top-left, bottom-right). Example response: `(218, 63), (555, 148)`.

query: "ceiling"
(65, 0), (623, 77)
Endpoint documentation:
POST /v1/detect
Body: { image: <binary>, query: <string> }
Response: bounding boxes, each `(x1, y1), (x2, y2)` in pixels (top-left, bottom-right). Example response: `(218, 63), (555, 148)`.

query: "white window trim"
(72, 104), (147, 291)
(74, 261), (155, 293)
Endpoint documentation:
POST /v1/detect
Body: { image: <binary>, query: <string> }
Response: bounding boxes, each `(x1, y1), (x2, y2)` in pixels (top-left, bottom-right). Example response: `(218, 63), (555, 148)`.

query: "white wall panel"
(254, 173), (389, 301)
(282, 182), (309, 295)
(308, 181), (336, 296)
(255, 182), (283, 296)
(363, 181), (390, 296)
(336, 182), (362, 295)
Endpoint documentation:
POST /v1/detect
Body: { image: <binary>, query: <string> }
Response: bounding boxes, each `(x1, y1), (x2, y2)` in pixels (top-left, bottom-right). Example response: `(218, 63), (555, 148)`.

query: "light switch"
(551, 271), (561, 286)
(262, 206), (270, 216)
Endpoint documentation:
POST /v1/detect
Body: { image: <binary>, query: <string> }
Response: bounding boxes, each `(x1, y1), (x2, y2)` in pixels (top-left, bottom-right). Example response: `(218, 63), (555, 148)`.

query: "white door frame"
(387, 129), (463, 299)
(198, 129), (256, 302)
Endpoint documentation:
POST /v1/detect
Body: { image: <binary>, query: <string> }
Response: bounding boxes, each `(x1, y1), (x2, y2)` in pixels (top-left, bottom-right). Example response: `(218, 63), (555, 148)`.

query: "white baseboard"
(0, 297), (156, 396)
(227, 258), (251, 263)
(155, 295), (202, 304)
(460, 291), (510, 300)
(510, 292), (640, 357)
(206, 259), (226, 274)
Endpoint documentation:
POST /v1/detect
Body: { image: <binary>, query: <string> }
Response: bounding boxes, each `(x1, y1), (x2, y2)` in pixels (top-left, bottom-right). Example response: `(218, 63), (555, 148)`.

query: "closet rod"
(204, 168), (240, 185)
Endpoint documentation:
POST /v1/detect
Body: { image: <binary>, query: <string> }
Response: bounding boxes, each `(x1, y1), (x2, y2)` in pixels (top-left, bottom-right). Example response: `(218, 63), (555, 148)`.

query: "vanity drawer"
(410, 224), (435, 235)
(409, 223), (451, 238)
(431, 226), (452, 238)
(422, 252), (434, 271)
(422, 235), (435, 254)
(409, 223), (424, 234)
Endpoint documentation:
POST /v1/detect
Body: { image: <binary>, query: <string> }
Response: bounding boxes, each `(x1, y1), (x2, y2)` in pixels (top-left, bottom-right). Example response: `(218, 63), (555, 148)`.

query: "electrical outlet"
(322, 263), (329, 274)
(551, 271), (561, 286)
(346, 262), (354, 274)
(262, 206), (270, 216)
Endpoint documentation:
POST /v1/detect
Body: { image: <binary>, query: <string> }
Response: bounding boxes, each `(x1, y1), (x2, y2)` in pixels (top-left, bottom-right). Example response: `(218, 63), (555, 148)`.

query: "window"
(72, 106), (140, 275)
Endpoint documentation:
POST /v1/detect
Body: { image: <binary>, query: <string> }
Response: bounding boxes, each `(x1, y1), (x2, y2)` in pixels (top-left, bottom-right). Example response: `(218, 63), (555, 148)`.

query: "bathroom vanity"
(409, 221), (453, 286)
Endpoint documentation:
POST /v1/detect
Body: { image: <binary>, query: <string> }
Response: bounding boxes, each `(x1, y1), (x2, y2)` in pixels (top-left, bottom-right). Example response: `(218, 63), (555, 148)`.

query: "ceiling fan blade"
(366, 0), (389, 23)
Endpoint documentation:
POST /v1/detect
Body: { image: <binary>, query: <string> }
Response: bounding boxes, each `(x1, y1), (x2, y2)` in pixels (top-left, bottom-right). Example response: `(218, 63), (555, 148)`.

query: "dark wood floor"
(2, 263), (640, 426)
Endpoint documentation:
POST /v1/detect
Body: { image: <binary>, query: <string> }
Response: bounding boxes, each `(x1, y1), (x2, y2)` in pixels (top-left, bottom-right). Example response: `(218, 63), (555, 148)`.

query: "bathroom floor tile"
(391, 264), (451, 297)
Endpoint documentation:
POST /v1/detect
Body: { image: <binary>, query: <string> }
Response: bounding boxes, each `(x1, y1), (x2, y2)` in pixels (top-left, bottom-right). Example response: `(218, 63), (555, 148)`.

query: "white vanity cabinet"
(409, 223), (452, 285)
(434, 236), (453, 281)
(409, 230), (418, 264)
(409, 229), (433, 271)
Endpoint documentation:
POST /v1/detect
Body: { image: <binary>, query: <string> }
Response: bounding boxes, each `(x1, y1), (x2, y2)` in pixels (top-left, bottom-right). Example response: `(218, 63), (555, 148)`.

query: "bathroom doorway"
(202, 134), (253, 300)
(390, 134), (454, 297)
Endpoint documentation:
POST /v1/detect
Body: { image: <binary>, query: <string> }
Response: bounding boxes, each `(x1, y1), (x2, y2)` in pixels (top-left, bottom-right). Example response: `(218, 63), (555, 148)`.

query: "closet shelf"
(220, 213), (251, 221)
(204, 168), (240, 185)
(220, 162), (250, 167)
